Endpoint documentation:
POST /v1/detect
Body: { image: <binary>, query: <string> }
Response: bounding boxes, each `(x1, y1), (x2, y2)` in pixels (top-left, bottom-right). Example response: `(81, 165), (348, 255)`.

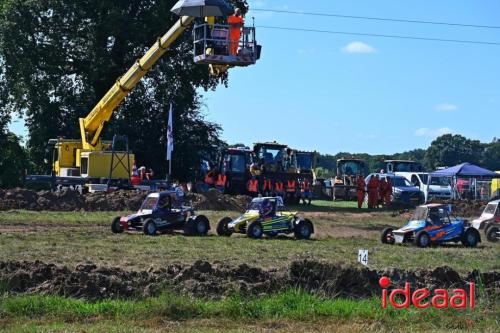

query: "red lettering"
(431, 289), (449, 309)
(411, 288), (430, 309)
(389, 282), (410, 309)
(382, 289), (387, 308)
(469, 282), (475, 308)
(450, 289), (467, 309)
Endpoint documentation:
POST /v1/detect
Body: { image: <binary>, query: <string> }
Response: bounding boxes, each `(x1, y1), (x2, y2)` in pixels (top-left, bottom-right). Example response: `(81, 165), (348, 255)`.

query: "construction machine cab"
(254, 142), (294, 173)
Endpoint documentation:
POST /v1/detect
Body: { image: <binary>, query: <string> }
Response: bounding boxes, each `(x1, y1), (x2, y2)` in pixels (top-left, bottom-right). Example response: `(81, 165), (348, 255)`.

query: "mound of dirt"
(185, 189), (250, 211)
(0, 260), (497, 301)
(0, 188), (250, 212)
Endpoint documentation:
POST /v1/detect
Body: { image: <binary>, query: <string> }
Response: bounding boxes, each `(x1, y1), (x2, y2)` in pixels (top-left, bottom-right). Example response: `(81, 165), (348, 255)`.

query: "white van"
(396, 172), (452, 203)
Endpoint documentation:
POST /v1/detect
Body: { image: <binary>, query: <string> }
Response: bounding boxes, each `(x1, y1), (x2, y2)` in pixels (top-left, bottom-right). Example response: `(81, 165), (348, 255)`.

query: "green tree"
(424, 134), (484, 169)
(481, 139), (500, 171)
(0, 0), (247, 181)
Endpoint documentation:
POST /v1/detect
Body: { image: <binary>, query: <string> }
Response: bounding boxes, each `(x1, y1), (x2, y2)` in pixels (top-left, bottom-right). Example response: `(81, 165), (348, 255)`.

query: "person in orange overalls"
(379, 178), (387, 208)
(227, 8), (244, 55)
(368, 175), (380, 209)
(356, 175), (366, 209)
(384, 178), (393, 206)
(262, 177), (272, 197)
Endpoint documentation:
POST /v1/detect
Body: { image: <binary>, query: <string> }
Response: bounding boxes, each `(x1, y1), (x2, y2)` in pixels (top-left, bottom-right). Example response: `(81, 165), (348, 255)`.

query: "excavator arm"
(80, 15), (195, 150)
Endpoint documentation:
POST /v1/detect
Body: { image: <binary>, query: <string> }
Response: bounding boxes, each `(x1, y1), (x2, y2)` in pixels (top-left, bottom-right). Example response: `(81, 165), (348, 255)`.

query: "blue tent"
(431, 163), (500, 178)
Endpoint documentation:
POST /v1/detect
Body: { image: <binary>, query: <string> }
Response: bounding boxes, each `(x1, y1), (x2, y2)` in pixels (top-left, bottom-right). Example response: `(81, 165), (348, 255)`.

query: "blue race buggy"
(381, 204), (481, 248)
(111, 190), (210, 236)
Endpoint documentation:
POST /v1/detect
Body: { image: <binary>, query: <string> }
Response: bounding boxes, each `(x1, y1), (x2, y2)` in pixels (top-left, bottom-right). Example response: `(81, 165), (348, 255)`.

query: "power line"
(251, 8), (500, 30)
(257, 25), (500, 46)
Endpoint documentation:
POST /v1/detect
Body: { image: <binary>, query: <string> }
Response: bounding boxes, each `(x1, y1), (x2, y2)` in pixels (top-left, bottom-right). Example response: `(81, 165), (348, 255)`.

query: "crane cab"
(193, 23), (261, 67)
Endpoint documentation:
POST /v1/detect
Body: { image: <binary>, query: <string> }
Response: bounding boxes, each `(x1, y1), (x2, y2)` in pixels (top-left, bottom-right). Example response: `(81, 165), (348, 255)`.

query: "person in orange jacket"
(215, 172), (228, 193)
(247, 176), (259, 197)
(227, 8), (244, 55)
(285, 179), (297, 201)
(356, 175), (366, 209)
(300, 179), (313, 205)
(262, 177), (273, 197)
(368, 175), (380, 209)
(274, 179), (285, 199)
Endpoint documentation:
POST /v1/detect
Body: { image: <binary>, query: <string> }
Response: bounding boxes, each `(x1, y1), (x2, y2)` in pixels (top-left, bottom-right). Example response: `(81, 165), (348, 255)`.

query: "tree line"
(315, 134), (500, 178)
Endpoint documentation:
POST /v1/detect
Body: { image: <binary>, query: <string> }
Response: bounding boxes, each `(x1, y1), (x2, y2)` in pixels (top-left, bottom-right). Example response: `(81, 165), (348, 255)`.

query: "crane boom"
(80, 15), (195, 149)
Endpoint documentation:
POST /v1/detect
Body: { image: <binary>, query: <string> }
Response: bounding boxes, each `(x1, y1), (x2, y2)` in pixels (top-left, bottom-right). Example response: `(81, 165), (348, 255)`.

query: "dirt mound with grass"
(0, 188), (250, 212)
(185, 189), (250, 211)
(0, 260), (497, 301)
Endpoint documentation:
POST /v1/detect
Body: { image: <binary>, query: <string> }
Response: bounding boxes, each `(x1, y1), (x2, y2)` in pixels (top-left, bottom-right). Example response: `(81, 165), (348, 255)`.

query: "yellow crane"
(34, 0), (260, 188)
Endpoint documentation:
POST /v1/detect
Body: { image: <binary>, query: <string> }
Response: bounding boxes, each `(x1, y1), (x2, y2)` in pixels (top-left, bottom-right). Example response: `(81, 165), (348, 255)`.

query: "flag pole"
(166, 103), (174, 182)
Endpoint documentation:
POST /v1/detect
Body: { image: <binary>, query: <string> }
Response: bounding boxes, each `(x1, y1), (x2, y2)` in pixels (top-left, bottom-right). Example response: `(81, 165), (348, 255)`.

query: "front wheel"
(217, 217), (233, 237)
(486, 226), (499, 242)
(294, 219), (313, 240)
(111, 217), (123, 234)
(246, 221), (263, 239)
(143, 219), (157, 236)
(461, 228), (480, 247)
(381, 228), (395, 245)
(414, 231), (430, 248)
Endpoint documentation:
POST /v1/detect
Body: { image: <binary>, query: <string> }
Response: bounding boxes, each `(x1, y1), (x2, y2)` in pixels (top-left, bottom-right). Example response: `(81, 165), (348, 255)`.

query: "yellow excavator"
(27, 0), (260, 189)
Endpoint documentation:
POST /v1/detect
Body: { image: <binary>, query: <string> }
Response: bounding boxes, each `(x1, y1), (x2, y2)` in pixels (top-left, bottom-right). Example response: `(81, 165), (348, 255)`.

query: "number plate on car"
(394, 234), (404, 243)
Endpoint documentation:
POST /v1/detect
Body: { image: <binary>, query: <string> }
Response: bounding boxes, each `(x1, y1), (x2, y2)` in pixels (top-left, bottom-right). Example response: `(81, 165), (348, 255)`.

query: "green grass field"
(0, 202), (498, 332)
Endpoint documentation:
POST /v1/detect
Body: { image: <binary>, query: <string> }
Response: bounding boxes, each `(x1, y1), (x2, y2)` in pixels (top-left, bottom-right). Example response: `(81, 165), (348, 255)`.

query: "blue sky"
(199, 0), (500, 154)
(9, 0), (500, 155)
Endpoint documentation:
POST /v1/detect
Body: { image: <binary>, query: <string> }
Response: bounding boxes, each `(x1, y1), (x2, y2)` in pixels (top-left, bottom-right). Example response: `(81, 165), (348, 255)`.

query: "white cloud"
(415, 127), (454, 137)
(341, 41), (377, 54)
(435, 103), (458, 112)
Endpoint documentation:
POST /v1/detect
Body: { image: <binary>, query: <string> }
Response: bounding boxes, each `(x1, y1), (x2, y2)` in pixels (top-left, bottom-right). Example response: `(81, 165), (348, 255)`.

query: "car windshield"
(412, 206), (429, 220)
(248, 201), (263, 211)
(141, 196), (158, 210)
(430, 176), (451, 186)
(483, 203), (498, 215)
(392, 177), (412, 187)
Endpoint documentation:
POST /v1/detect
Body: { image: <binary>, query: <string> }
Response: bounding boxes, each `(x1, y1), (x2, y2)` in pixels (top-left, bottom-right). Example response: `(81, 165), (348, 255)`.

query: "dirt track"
(0, 260), (498, 301)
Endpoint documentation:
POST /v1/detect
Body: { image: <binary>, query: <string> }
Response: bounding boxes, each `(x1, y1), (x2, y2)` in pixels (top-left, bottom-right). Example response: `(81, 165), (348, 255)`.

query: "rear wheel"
(194, 215), (210, 236)
(486, 226), (499, 242)
(217, 217), (233, 237)
(111, 217), (123, 234)
(461, 228), (480, 247)
(414, 231), (430, 248)
(381, 228), (395, 245)
(294, 219), (313, 240)
(246, 221), (263, 239)
(143, 219), (157, 236)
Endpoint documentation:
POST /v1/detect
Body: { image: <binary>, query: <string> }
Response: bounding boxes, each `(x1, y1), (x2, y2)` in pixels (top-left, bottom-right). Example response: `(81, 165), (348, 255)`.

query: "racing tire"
(294, 219), (313, 240)
(486, 226), (499, 243)
(461, 228), (480, 247)
(381, 228), (395, 245)
(143, 219), (158, 236)
(246, 221), (264, 239)
(194, 215), (210, 236)
(414, 231), (430, 248)
(111, 217), (123, 234)
(216, 217), (233, 237)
